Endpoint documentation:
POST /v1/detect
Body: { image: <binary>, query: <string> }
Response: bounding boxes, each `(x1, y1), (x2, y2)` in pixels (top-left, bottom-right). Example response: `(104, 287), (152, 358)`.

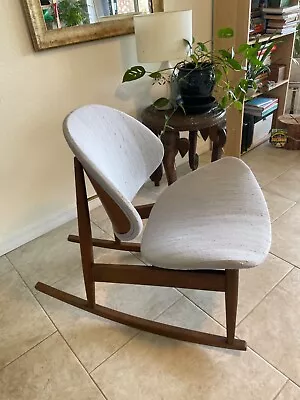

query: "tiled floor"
(1, 142), (300, 399)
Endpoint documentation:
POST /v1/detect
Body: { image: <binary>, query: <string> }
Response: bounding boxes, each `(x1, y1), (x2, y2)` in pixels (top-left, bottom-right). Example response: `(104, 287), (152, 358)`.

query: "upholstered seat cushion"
(141, 157), (271, 270)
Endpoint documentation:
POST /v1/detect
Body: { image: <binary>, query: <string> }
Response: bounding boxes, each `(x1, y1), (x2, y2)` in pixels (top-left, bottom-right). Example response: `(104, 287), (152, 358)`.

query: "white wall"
(0, 0), (212, 255)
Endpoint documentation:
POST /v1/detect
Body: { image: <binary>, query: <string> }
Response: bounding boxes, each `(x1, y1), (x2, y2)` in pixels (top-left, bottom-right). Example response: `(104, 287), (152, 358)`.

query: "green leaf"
(217, 27), (234, 39)
(294, 37), (300, 57)
(218, 49), (232, 59)
(228, 89), (237, 100)
(149, 71), (162, 79)
(245, 45), (259, 59)
(238, 43), (249, 54)
(122, 66), (146, 82)
(196, 42), (208, 53)
(225, 58), (242, 70)
(165, 124), (174, 130)
(183, 38), (192, 50)
(234, 100), (243, 111)
(215, 68), (222, 83)
(248, 57), (264, 67)
(153, 97), (170, 109)
(260, 42), (275, 63)
(238, 78), (249, 93)
(190, 54), (199, 64)
(220, 96), (228, 109)
(178, 103), (186, 115)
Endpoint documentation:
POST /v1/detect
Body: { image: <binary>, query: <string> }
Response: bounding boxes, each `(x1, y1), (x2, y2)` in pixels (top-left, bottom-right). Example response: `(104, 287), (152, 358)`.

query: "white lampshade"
(134, 10), (193, 63)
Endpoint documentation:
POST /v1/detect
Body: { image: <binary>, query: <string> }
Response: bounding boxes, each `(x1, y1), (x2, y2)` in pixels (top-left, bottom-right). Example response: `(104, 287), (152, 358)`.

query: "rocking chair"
(36, 104), (271, 351)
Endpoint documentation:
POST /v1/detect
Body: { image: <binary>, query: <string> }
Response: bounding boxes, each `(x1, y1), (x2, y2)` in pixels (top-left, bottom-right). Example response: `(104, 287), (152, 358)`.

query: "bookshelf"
(213, 0), (297, 156)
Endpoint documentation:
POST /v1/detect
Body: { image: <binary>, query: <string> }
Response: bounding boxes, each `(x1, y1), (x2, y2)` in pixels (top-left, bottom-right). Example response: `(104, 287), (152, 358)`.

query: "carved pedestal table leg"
(210, 124), (227, 162)
(149, 129), (163, 186)
(161, 131), (179, 185)
(188, 131), (199, 170)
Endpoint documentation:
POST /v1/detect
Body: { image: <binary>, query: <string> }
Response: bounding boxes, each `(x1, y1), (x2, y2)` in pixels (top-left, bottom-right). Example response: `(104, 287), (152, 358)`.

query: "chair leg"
(74, 158), (95, 308)
(225, 269), (239, 345)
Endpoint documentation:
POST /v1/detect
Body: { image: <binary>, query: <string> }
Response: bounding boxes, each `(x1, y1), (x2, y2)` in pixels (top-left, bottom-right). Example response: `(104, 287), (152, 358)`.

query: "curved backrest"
(63, 104), (164, 241)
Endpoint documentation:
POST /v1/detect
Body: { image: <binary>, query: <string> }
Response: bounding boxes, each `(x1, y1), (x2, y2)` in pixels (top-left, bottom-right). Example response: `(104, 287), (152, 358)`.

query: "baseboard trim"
(0, 198), (100, 256)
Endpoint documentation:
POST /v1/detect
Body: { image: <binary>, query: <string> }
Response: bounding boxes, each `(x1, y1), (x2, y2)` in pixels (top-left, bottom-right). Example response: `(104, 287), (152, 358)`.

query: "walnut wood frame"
(22, 0), (164, 51)
(35, 157), (246, 351)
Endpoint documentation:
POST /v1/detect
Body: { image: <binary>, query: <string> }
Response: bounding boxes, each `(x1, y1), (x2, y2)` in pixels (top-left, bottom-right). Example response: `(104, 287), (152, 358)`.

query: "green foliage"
(237, 40), (273, 85)
(122, 27), (279, 118)
(149, 71), (162, 79)
(58, 0), (89, 27)
(217, 27), (234, 38)
(294, 23), (300, 58)
(153, 97), (169, 108)
(122, 66), (146, 82)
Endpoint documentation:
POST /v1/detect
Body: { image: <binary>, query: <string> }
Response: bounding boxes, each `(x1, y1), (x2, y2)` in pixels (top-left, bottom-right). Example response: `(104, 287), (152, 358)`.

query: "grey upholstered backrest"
(63, 104), (164, 241)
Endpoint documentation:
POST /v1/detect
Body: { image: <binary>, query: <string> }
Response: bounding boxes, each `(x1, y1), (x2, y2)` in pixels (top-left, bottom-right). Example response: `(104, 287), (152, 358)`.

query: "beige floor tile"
(271, 203), (300, 267)
(37, 254), (181, 372)
(264, 166), (300, 202)
(92, 298), (286, 400)
(275, 381), (300, 400)
(90, 205), (108, 227)
(6, 219), (111, 289)
(0, 333), (105, 400)
(237, 268), (300, 385)
(0, 255), (13, 277)
(262, 189), (296, 222)
(91, 216), (114, 237)
(132, 187), (159, 206)
(180, 254), (292, 327)
(0, 270), (55, 369)
(242, 142), (299, 186)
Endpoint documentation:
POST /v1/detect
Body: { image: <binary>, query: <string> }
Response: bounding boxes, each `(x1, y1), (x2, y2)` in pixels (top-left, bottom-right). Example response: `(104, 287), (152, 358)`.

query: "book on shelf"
(245, 97), (278, 109)
(245, 97), (278, 117)
(262, 4), (300, 14)
(245, 103), (278, 117)
(245, 101), (278, 112)
(264, 12), (298, 20)
(262, 4), (299, 34)
(267, 20), (298, 28)
(266, 27), (297, 33)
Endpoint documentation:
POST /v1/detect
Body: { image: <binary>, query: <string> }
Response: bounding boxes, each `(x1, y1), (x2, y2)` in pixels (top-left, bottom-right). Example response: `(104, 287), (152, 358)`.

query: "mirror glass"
(40, 0), (152, 30)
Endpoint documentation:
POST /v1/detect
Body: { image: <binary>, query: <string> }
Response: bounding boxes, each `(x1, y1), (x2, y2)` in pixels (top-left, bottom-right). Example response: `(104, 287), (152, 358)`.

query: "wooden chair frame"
(35, 158), (247, 351)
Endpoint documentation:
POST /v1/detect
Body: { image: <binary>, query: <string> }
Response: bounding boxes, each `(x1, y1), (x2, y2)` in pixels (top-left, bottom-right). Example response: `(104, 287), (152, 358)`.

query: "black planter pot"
(177, 62), (216, 113)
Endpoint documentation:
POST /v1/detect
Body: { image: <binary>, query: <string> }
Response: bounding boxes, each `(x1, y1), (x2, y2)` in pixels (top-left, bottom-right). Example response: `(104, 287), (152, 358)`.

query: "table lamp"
(134, 10), (193, 108)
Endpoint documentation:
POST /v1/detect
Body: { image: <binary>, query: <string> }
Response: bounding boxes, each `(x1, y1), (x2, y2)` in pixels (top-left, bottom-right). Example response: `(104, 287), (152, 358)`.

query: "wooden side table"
(141, 105), (226, 185)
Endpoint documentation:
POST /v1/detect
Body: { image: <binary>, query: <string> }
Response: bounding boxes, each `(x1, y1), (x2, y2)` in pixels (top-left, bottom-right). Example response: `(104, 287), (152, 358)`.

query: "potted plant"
(237, 38), (275, 96)
(123, 28), (277, 128)
(123, 28), (244, 112)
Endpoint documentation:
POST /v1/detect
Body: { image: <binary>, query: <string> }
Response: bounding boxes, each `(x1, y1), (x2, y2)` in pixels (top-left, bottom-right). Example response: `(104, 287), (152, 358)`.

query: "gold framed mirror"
(22, 0), (164, 51)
